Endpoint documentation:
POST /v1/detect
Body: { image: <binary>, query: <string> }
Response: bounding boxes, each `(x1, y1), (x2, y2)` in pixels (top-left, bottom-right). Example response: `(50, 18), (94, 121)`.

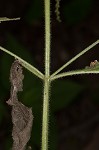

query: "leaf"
(6, 60), (33, 150)
(51, 80), (84, 111)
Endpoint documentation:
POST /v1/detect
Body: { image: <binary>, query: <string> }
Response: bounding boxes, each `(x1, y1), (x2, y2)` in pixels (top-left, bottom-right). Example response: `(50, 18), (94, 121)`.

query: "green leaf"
(51, 80), (84, 111)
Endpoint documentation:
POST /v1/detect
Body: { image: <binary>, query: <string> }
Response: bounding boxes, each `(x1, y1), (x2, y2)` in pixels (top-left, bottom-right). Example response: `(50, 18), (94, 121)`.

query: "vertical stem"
(42, 0), (51, 150)
(44, 0), (50, 75)
(42, 80), (50, 150)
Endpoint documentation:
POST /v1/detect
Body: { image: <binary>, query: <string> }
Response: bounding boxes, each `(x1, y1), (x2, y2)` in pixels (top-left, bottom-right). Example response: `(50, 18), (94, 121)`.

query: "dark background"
(0, 0), (99, 149)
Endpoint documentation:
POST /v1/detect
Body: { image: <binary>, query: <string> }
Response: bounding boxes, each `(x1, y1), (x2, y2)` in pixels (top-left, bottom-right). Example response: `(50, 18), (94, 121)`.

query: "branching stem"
(0, 46), (44, 80)
(51, 40), (99, 78)
(50, 69), (99, 81)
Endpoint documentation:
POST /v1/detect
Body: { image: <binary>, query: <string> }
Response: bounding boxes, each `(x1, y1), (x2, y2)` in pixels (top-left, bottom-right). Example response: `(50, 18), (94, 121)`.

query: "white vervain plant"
(0, 0), (99, 150)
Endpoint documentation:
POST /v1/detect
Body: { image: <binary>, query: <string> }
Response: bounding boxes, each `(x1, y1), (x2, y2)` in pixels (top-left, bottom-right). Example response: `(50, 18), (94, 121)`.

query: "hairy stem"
(42, 0), (51, 150)
(0, 46), (44, 80)
(0, 17), (20, 23)
(42, 78), (50, 150)
(51, 40), (99, 78)
(50, 69), (99, 81)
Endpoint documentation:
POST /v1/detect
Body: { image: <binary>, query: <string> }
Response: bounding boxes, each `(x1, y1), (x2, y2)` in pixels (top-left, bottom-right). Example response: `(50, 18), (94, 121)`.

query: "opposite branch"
(0, 46), (44, 80)
(51, 40), (99, 78)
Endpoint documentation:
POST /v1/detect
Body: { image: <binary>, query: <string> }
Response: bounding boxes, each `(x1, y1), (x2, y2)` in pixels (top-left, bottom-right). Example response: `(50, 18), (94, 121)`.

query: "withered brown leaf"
(6, 59), (33, 150)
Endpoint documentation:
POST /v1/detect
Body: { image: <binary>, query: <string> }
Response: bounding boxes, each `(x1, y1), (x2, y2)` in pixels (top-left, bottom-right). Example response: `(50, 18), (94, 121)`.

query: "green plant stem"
(50, 69), (99, 81)
(0, 17), (20, 23)
(51, 40), (99, 78)
(42, 78), (50, 150)
(0, 46), (44, 80)
(42, 0), (51, 150)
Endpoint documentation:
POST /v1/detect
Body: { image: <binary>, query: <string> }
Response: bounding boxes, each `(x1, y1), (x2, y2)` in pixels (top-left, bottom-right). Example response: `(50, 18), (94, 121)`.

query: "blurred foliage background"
(0, 0), (99, 150)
